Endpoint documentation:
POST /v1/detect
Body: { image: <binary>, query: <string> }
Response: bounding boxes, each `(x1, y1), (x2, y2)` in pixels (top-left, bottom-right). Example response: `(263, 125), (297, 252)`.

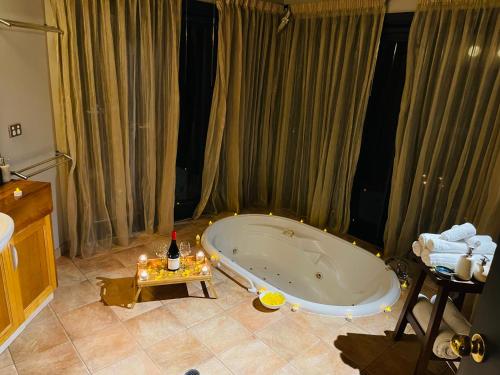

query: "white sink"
(0, 213), (14, 251)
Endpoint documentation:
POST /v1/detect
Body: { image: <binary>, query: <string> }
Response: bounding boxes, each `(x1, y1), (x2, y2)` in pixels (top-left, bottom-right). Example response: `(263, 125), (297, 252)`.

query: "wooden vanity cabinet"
(0, 180), (57, 350)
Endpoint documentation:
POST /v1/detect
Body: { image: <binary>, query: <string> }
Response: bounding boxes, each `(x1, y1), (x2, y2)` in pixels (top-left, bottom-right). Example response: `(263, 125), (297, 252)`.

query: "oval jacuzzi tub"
(202, 214), (400, 317)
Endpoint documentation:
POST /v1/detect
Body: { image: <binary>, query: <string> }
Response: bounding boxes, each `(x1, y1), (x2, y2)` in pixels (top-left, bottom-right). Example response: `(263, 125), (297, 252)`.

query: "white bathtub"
(202, 214), (400, 317)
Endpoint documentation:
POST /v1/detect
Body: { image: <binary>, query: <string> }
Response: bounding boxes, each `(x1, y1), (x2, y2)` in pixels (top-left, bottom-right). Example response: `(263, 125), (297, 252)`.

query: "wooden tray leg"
(129, 286), (142, 309)
(200, 281), (218, 299)
(393, 268), (426, 340)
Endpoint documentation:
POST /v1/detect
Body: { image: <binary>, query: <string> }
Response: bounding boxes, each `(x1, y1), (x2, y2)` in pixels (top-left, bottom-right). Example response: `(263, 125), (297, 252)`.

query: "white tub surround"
(202, 214), (400, 317)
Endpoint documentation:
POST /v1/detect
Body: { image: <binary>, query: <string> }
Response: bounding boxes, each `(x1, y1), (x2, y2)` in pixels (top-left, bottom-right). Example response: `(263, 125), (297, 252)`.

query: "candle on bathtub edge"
(195, 234), (201, 243)
(139, 270), (148, 281)
(201, 265), (209, 275)
(384, 305), (392, 313)
(138, 254), (148, 265)
(291, 303), (300, 312)
(352, 241), (357, 245)
(234, 212), (238, 216)
(268, 212), (273, 216)
(345, 312), (353, 322)
(300, 219), (304, 223)
(323, 228), (327, 232)
(196, 250), (205, 262)
(376, 252), (382, 258)
(401, 280), (409, 289)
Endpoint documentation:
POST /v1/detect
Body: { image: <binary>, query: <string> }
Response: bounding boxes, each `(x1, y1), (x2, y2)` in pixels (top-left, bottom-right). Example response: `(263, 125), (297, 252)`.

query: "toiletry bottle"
(473, 258), (488, 283)
(0, 156), (11, 184)
(456, 253), (473, 281)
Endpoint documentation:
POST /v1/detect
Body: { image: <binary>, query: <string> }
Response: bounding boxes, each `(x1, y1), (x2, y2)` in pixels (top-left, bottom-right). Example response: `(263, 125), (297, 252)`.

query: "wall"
(0, 0), (62, 253)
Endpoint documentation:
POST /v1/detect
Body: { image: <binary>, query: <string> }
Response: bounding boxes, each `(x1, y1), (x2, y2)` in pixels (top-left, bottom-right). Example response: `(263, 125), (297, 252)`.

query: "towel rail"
(11, 152), (72, 180)
(0, 18), (63, 34)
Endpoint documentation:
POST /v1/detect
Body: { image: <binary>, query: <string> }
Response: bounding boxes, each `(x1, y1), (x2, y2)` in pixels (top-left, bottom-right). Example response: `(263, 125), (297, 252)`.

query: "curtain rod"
(0, 18), (63, 34)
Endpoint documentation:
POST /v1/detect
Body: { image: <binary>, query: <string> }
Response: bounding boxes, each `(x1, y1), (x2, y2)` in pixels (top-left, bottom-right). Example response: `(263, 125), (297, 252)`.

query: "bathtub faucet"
(282, 229), (295, 237)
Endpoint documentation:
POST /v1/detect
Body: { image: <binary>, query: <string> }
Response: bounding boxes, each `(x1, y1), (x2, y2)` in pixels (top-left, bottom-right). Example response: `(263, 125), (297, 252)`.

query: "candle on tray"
(139, 270), (148, 280)
(196, 250), (205, 262)
(138, 254), (148, 265)
(201, 265), (209, 275)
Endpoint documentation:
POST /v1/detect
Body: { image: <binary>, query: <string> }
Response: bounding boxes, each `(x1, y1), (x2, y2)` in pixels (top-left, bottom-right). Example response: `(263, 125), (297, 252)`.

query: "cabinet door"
(11, 216), (56, 318)
(0, 247), (19, 346)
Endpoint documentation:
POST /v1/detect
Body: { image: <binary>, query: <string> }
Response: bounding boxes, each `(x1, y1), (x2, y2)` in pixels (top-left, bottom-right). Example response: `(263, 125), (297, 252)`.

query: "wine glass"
(179, 241), (191, 258)
(152, 240), (168, 263)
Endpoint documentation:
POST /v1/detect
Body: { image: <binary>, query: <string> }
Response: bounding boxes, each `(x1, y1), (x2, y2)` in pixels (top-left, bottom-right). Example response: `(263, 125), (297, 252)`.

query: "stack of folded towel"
(412, 223), (496, 279)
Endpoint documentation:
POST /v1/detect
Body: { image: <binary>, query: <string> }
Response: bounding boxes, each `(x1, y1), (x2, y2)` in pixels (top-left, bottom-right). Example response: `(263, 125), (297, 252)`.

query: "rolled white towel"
(427, 238), (468, 253)
(440, 223), (476, 242)
(465, 235), (492, 248)
(420, 249), (489, 271)
(412, 241), (423, 256)
(418, 233), (440, 247)
(412, 297), (458, 360)
(472, 241), (496, 256)
(430, 295), (471, 335)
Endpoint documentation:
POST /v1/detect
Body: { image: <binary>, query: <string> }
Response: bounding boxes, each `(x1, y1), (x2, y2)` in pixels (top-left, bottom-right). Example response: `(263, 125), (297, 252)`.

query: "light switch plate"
(8, 123), (22, 138)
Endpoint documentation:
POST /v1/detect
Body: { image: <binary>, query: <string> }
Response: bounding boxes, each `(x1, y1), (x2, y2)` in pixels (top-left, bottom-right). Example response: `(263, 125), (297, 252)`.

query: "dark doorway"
(175, 0), (217, 220)
(348, 13), (414, 247)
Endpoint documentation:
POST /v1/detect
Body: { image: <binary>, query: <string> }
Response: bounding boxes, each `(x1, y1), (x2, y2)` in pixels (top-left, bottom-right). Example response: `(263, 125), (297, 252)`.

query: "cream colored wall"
(0, 0), (62, 253)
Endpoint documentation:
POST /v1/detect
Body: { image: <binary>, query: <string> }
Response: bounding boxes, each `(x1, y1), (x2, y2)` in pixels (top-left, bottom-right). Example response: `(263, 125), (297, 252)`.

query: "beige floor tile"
(351, 311), (398, 336)
(212, 280), (253, 310)
(56, 260), (87, 287)
(14, 342), (88, 375)
(195, 357), (232, 375)
(29, 305), (57, 326)
(111, 300), (163, 322)
(165, 297), (223, 327)
(255, 317), (319, 361)
(59, 301), (118, 340)
(0, 365), (17, 375)
(291, 341), (360, 375)
(288, 310), (349, 344)
(0, 351), (13, 369)
(124, 306), (184, 348)
(111, 245), (156, 268)
(73, 256), (126, 279)
(218, 338), (287, 374)
(228, 298), (284, 332)
(93, 351), (160, 375)
(146, 331), (213, 375)
(188, 314), (253, 354)
(72, 323), (139, 372)
(9, 318), (69, 364)
(51, 280), (101, 314)
(332, 324), (393, 369)
(273, 363), (301, 375)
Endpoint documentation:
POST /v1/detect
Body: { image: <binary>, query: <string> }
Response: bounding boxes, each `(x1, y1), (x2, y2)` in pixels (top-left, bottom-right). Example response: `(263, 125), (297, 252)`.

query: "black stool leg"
(393, 269), (426, 340)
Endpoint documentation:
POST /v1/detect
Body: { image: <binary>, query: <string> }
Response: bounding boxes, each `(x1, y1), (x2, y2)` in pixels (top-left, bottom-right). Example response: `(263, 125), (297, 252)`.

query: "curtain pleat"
(384, 1), (500, 256)
(45, 0), (181, 258)
(195, 0), (384, 234)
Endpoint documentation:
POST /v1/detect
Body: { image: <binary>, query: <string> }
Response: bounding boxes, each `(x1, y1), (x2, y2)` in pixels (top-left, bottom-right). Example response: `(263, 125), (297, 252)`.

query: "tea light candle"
(384, 305), (392, 313)
(300, 219), (304, 223)
(208, 220), (213, 225)
(401, 280), (409, 289)
(376, 252), (381, 258)
(139, 270), (148, 280)
(201, 265), (209, 275)
(138, 254), (148, 265)
(291, 303), (300, 312)
(196, 250), (205, 262)
(195, 234), (201, 243)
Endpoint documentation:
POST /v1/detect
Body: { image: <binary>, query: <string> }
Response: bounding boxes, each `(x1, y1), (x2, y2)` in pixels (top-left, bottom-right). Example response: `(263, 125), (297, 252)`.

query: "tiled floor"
(0, 215), (455, 375)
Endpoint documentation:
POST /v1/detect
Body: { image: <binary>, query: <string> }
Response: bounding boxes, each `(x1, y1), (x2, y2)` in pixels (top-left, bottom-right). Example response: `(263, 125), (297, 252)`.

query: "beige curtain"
(384, 0), (500, 257)
(195, 0), (385, 233)
(45, 0), (181, 258)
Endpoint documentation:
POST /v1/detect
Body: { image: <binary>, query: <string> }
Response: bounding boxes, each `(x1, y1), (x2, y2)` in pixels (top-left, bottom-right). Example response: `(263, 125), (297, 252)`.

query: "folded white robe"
(440, 223), (476, 242)
(418, 233), (440, 248)
(412, 241), (423, 256)
(465, 235), (493, 248)
(429, 295), (471, 335)
(427, 238), (468, 253)
(412, 296), (458, 360)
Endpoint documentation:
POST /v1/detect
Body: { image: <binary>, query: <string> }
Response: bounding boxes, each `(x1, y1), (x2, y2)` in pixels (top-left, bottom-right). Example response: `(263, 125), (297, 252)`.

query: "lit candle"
(268, 212), (273, 216)
(300, 219), (304, 223)
(401, 280), (409, 289)
(384, 305), (392, 313)
(196, 250), (205, 262)
(376, 252), (381, 258)
(208, 220), (213, 225)
(139, 270), (148, 280)
(323, 228), (327, 232)
(138, 254), (148, 265)
(352, 241), (357, 245)
(234, 212), (238, 216)
(346, 312), (353, 322)
(195, 234), (201, 243)
(201, 265), (209, 275)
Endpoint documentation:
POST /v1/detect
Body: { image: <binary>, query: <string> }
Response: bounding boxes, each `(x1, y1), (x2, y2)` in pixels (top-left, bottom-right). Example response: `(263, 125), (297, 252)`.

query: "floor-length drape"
(273, 0), (385, 231)
(384, 0), (500, 257)
(45, 0), (181, 258)
(194, 0), (385, 234)
(193, 0), (284, 218)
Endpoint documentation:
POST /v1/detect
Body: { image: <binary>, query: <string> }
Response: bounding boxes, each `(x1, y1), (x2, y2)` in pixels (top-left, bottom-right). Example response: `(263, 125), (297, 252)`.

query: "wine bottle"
(167, 231), (180, 271)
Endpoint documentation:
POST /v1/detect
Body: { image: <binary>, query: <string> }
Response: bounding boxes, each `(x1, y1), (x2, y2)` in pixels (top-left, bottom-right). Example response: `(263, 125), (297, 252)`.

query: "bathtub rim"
(201, 214), (401, 317)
